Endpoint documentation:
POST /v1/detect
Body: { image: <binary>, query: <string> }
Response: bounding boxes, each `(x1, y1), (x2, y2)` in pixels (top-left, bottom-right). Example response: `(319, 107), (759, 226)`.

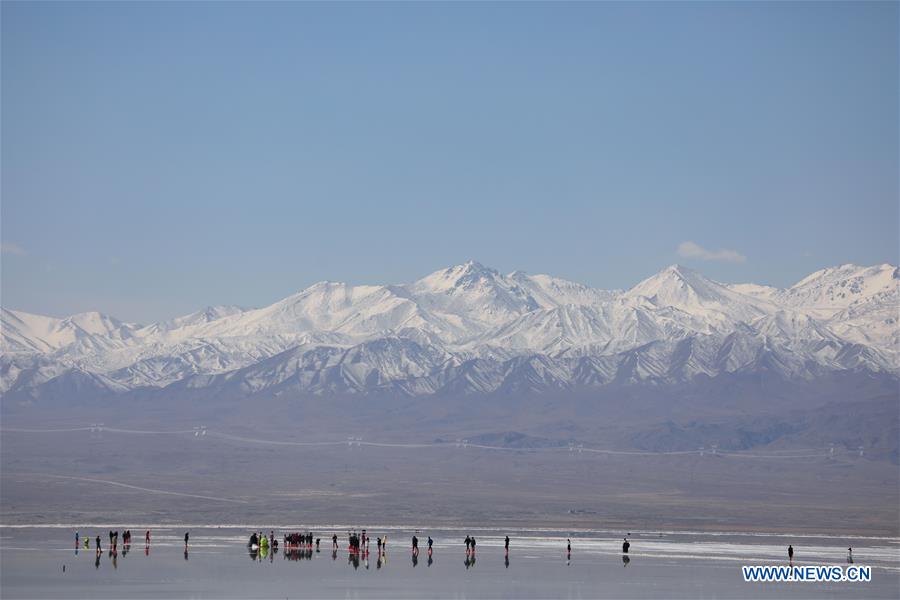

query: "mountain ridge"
(2, 262), (897, 400)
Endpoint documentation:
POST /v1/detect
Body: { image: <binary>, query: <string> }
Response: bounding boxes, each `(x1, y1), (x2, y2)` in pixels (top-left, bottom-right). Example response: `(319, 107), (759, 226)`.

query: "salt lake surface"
(1, 526), (898, 598)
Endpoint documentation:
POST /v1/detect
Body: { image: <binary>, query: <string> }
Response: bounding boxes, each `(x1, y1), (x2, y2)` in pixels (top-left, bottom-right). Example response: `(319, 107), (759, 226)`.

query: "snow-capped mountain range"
(2, 262), (897, 400)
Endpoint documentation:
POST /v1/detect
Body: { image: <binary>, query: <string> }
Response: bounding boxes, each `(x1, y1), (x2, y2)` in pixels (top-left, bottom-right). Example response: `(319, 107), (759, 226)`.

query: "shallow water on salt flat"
(1, 526), (898, 599)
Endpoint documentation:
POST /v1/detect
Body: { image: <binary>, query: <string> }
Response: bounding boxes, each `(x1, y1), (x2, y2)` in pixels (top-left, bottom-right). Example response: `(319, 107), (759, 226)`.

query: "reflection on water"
(283, 547), (314, 561)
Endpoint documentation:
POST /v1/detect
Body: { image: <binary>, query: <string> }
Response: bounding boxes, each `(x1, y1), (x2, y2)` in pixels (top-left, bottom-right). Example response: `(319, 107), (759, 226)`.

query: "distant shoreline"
(1, 523), (896, 540)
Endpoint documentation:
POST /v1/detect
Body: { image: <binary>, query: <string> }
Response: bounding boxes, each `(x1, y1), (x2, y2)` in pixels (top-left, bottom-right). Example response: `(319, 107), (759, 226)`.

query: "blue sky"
(2, 1), (897, 323)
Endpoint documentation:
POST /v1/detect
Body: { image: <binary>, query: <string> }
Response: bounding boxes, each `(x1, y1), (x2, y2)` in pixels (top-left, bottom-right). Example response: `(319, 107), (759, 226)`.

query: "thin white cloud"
(677, 241), (746, 263)
(1, 241), (26, 256)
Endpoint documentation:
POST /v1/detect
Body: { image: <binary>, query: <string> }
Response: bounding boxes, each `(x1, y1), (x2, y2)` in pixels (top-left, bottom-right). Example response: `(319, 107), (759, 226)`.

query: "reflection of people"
(622, 555), (630, 567)
(412, 552), (418, 567)
(505, 554), (509, 569)
(184, 548), (189, 561)
(427, 554), (433, 567)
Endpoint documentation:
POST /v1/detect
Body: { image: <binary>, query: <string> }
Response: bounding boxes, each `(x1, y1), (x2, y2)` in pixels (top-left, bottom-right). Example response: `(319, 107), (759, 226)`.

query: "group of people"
(248, 531), (278, 552)
(245, 529), (398, 557)
(283, 532), (317, 550)
(347, 529), (391, 555)
(410, 535), (433, 556)
(249, 530), (552, 560)
(106, 530), (128, 550)
(76, 529), (153, 554)
(73, 528), (162, 570)
(347, 531), (364, 553)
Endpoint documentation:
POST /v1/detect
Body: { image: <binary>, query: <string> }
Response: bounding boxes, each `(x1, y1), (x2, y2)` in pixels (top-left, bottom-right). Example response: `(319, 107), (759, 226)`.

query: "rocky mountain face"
(2, 261), (897, 401)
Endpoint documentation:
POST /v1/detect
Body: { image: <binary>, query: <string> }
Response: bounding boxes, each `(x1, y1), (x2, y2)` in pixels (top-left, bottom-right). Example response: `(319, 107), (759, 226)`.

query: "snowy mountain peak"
(624, 264), (776, 325)
(409, 261), (542, 328)
(661, 263), (692, 276)
(629, 264), (727, 303)
(416, 260), (500, 292)
(461, 259), (488, 270)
